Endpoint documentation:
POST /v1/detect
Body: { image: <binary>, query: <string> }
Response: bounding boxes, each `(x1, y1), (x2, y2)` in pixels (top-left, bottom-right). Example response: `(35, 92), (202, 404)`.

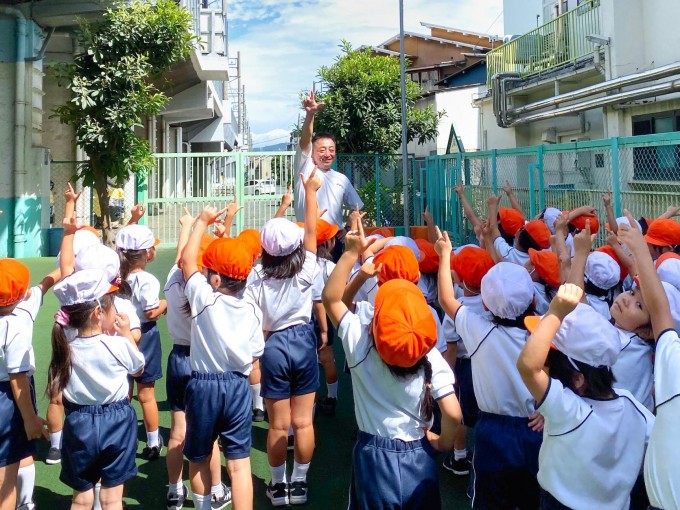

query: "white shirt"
(338, 310), (455, 441)
(454, 305), (536, 417)
(0, 287), (41, 382)
(611, 328), (654, 411)
(63, 333), (145, 405)
(586, 294), (611, 320)
(186, 272), (264, 375)
(245, 250), (317, 331)
(114, 296), (140, 332)
(645, 329), (680, 510)
(348, 258), (378, 305)
(493, 237), (530, 266)
(442, 293), (489, 359)
(126, 270), (161, 323)
(417, 273), (438, 304)
(312, 258), (336, 302)
(294, 146), (363, 228)
(537, 379), (653, 510)
(533, 283), (551, 315)
(164, 265), (191, 346)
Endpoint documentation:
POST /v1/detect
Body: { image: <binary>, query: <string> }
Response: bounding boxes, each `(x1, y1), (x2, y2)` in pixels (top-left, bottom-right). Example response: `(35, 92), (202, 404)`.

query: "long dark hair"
(47, 293), (114, 399)
(117, 249), (146, 298)
(385, 356), (435, 422)
(491, 302), (536, 329)
(261, 243), (306, 279)
(547, 349), (616, 398)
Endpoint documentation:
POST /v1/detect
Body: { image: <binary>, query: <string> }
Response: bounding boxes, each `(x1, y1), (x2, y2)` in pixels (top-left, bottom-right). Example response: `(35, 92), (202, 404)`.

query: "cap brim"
(644, 234), (669, 247)
(154, 238), (161, 247)
(107, 284), (119, 294)
(524, 315), (542, 333)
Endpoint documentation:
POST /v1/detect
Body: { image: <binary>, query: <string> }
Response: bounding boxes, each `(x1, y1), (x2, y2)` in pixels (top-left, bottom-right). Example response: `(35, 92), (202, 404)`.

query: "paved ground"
(24, 250), (472, 509)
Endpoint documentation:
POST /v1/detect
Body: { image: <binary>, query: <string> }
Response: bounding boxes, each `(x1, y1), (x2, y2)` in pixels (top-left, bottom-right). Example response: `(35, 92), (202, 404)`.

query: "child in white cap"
(616, 213), (680, 510)
(49, 269), (144, 509)
(245, 167), (321, 506)
(583, 251), (620, 320)
(115, 223), (166, 460)
(436, 227), (544, 510)
(518, 287), (654, 510)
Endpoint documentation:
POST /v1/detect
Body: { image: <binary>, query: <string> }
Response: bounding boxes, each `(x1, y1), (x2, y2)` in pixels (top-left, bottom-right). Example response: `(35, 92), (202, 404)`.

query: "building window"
(632, 111), (680, 181)
(561, 0), (569, 14)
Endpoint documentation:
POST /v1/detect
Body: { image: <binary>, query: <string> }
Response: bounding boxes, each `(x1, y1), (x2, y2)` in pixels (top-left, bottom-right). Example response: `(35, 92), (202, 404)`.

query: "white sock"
(270, 462), (287, 485)
(327, 381), (338, 399)
(211, 483), (225, 498)
(16, 464), (35, 506)
(147, 429), (159, 448)
(193, 493), (211, 510)
(454, 448), (468, 461)
(93, 482), (102, 510)
(291, 461), (310, 482)
(50, 430), (63, 449)
(250, 384), (264, 411)
(168, 482), (184, 496)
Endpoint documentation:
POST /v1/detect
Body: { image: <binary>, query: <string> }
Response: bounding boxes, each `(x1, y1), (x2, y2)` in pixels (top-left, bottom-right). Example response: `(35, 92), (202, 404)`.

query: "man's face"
(312, 138), (336, 171)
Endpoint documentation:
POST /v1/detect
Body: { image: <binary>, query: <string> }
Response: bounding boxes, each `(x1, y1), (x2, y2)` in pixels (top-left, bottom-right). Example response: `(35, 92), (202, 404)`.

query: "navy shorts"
(166, 345), (191, 412)
(134, 322), (162, 383)
(184, 372), (251, 462)
(454, 357), (479, 428)
(349, 431), (441, 510)
(471, 412), (542, 510)
(60, 399), (137, 491)
(312, 314), (335, 348)
(539, 489), (572, 510)
(0, 377), (37, 467)
(260, 322), (319, 399)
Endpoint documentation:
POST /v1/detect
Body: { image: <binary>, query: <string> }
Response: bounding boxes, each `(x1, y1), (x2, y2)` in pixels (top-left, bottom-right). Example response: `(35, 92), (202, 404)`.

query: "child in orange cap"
(322, 222), (462, 509)
(526, 248), (561, 315)
(0, 259), (59, 510)
(181, 206), (264, 510)
(414, 239), (440, 311)
(644, 218), (680, 261)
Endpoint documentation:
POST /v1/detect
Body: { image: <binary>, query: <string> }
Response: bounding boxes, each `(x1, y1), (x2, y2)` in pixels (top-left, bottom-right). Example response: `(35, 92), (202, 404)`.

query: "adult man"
(294, 91), (363, 240)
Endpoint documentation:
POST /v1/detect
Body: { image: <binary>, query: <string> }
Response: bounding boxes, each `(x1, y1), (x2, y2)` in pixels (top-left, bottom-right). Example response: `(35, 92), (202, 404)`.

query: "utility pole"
(399, 0), (409, 235)
(237, 51), (242, 138)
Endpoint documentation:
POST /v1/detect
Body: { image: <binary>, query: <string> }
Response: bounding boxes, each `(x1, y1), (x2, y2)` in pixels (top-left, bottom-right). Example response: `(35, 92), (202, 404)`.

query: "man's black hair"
(312, 132), (336, 145)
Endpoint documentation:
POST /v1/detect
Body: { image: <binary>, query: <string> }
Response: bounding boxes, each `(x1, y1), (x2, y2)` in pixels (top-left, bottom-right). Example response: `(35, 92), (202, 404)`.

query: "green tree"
(313, 41), (444, 154)
(53, 0), (195, 243)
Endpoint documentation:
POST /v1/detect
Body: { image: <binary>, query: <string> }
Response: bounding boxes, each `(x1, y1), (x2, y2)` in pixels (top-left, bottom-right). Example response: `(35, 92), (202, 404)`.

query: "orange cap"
(316, 219), (339, 245)
(373, 246), (420, 285)
(373, 279), (437, 368)
(569, 213), (600, 234)
(451, 247), (494, 289)
(0, 259), (30, 307)
(596, 245), (628, 282)
(371, 227), (394, 238)
(644, 219), (680, 247)
(414, 239), (439, 274)
(499, 207), (525, 237)
(201, 238), (253, 281)
(237, 229), (262, 262)
(179, 234), (216, 271)
(524, 220), (551, 249)
(528, 248), (560, 286)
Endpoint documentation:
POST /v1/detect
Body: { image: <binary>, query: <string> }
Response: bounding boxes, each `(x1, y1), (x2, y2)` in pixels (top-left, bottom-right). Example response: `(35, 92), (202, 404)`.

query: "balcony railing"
(486, 0), (601, 88)
(180, 0), (227, 55)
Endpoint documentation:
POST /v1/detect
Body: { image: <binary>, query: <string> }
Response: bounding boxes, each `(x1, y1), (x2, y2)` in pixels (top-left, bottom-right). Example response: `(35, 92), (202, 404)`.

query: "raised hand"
(198, 205), (228, 225)
(572, 220), (594, 255)
(454, 184), (465, 196)
(300, 166), (322, 192)
(348, 204), (366, 231)
(487, 194), (501, 207)
(130, 203), (146, 223)
(617, 209), (646, 255)
(503, 181), (514, 196)
(422, 205), (433, 225)
(548, 283), (583, 319)
(344, 217), (375, 255)
(179, 206), (194, 228)
(64, 182), (81, 203)
(434, 226), (452, 257)
(359, 261), (383, 279)
(554, 213), (569, 234)
(225, 195), (244, 217)
(602, 192), (612, 208)
(303, 89), (326, 115)
(281, 185), (293, 208)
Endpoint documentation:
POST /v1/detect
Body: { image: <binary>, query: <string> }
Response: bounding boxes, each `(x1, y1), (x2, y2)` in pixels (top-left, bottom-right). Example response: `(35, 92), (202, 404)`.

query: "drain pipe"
(0, 6), (27, 257)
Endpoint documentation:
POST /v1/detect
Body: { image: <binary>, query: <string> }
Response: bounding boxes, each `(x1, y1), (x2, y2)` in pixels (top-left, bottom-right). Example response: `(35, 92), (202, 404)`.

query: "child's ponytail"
(118, 249), (146, 298)
(420, 356), (434, 422)
(47, 315), (73, 399)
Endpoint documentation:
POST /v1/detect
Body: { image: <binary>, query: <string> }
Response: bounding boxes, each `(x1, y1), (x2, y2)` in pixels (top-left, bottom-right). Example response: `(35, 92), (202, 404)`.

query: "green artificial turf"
(23, 250), (472, 508)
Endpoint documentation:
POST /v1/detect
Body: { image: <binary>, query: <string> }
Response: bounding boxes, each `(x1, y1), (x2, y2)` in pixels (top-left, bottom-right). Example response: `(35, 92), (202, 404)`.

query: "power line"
(251, 134), (292, 147)
(485, 10), (504, 34)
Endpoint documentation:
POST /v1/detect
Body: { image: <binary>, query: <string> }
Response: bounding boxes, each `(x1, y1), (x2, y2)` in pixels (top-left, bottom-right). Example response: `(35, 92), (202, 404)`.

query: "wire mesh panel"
(242, 153), (296, 231)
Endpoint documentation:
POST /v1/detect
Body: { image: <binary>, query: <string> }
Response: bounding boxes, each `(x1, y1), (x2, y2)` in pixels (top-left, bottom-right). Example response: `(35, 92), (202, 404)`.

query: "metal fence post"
(375, 154), (381, 226)
(536, 145), (545, 212)
(236, 152), (245, 233)
(491, 149), (498, 194)
(136, 172), (148, 226)
(528, 163), (538, 218)
(451, 156), (460, 243)
(611, 137), (622, 217)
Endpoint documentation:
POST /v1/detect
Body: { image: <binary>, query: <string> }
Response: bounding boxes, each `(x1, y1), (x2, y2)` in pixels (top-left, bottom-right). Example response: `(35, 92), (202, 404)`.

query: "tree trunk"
(93, 164), (115, 247)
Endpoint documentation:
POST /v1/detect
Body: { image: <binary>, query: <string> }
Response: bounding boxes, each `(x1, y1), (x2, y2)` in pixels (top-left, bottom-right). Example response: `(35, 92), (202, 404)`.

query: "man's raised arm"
(300, 89), (325, 155)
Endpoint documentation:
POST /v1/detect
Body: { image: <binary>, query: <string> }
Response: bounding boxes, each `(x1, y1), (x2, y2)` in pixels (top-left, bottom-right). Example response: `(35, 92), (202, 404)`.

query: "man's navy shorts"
(134, 322), (162, 383)
(166, 345), (191, 412)
(0, 377), (37, 467)
(184, 371), (251, 462)
(60, 399), (137, 491)
(260, 322), (319, 399)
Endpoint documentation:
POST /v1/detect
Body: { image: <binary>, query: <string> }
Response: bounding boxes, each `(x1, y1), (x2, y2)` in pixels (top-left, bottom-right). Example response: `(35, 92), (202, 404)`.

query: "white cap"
(661, 281), (680, 331)
(553, 303), (620, 367)
(585, 251), (619, 291)
(543, 207), (562, 235)
(115, 224), (159, 251)
(260, 218), (303, 256)
(657, 257), (680, 293)
(615, 216), (642, 231)
(385, 236), (422, 262)
(54, 269), (117, 307)
(56, 228), (102, 268)
(481, 262), (534, 319)
(75, 244), (120, 284)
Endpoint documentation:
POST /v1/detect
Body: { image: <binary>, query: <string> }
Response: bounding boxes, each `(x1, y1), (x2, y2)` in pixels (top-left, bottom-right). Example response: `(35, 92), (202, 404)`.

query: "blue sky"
(228, 0), (504, 147)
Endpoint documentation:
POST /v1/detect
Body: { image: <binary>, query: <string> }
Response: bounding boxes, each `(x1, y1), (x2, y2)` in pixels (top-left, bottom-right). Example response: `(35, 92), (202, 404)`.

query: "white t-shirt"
(417, 273), (438, 304)
(245, 250), (317, 331)
(63, 334), (145, 405)
(493, 237), (530, 266)
(454, 305), (536, 417)
(611, 328), (654, 411)
(533, 283), (551, 315)
(442, 293), (489, 359)
(338, 310), (455, 441)
(537, 379), (653, 510)
(126, 270), (161, 323)
(348, 258), (378, 305)
(312, 258), (336, 302)
(586, 294), (611, 320)
(186, 272), (264, 375)
(294, 146), (363, 228)
(113, 296), (140, 332)
(0, 287), (41, 382)
(644, 329), (680, 510)
(164, 265), (191, 346)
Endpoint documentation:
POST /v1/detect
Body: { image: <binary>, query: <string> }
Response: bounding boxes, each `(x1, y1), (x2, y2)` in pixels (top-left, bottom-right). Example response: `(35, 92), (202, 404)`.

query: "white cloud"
(229, 0), (504, 135)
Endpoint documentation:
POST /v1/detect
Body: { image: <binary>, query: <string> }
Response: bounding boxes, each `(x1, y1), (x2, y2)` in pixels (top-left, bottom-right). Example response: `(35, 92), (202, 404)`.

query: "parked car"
(245, 179), (276, 195)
